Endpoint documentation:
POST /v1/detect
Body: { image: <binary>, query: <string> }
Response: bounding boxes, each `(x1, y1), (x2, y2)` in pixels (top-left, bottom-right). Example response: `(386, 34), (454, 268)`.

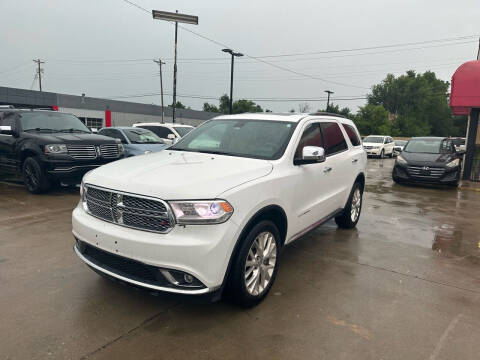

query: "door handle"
(352, 158), (358, 163)
(323, 167), (332, 173)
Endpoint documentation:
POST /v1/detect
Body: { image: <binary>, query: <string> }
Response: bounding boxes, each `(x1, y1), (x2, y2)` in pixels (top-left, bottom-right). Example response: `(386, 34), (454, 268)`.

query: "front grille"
(84, 185), (173, 233)
(100, 144), (120, 158)
(363, 146), (373, 149)
(67, 145), (97, 160)
(407, 165), (445, 178)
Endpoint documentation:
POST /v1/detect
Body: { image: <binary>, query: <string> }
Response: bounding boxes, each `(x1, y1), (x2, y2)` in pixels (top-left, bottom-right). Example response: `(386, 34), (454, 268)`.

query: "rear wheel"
(227, 220), (280, 307)
(22, 156), (50, 194)
(335, 182), (363, 229)
(379, 149), (385, 159)
(388, 150), (393, 158)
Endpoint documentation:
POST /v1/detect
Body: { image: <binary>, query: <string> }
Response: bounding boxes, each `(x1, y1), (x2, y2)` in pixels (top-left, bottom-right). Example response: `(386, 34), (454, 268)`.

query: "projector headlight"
(169, 200), (234, 224)
(396, 155), (407, 165)
(45, 144), (68, 154)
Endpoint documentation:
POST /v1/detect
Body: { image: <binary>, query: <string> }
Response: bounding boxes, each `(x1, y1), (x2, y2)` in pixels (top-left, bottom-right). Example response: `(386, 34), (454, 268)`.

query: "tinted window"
(342, 124), (361, 146)
(0, 114), (15, 128)
(123, 128), (164, 144)
(171, 119), (297, 160)
(141, 126), (173, 138)
(320, 122), (348, 155)
(110, 129), (128, 143)
(363, 136), (384, 143)
(173, 126), (193, 137)
(295, 123), (324, 159)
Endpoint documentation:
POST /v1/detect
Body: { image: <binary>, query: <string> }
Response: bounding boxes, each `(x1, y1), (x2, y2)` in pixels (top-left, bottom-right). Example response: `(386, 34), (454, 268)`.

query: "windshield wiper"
(24, 128), (59, 133)
(58, 128), (91, 133)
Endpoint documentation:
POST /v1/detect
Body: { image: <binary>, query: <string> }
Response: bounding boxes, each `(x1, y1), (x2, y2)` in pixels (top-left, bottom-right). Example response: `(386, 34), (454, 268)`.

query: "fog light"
(184, 274), (194, 284)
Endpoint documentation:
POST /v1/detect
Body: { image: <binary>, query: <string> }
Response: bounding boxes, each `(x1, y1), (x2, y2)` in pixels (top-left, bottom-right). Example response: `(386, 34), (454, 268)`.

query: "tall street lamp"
(152, 10), (198, 123)
(222, 49), (243, 114)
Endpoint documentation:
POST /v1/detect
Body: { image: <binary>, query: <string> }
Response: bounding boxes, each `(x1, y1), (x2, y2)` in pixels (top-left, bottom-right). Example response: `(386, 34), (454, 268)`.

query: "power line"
(118, 0), (369, 90)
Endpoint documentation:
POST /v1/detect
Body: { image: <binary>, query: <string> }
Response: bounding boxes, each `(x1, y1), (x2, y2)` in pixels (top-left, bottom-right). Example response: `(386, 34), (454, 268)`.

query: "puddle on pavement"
(432, 223), (480, 263)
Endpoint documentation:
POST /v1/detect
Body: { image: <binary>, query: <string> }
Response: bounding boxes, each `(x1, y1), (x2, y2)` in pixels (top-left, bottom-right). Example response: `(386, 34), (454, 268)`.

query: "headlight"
(45, 144), (68, 154)
(396, 155), (407, 165)
(80, 179), (88, 212)
(446, 158), (460, 168)
(117, 143), (124, 154)
(169, 200), (233, 224)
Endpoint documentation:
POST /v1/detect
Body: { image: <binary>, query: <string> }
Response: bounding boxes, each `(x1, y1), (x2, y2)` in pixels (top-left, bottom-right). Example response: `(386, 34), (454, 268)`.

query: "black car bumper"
(43, 157), (122, 183)
(393, 164), (459, 185)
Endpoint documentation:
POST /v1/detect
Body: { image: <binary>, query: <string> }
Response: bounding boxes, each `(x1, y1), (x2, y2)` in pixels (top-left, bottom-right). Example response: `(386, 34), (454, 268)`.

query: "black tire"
(22, 156), (50, 194)
(226, 220), (281, 307)
(388, 150), (393, 158)
(379, 149), (385, 159)
(335, 182), (363, 229)
(392, 174), (401, 184)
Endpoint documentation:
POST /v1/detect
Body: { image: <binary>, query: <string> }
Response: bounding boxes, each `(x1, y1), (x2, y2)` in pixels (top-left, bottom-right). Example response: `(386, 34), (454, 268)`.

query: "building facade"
(0, 86), (218, 129)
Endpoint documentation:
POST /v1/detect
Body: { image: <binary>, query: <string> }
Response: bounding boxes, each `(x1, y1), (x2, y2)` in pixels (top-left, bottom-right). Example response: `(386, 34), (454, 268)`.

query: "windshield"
(123, 128), (164, 144)
(20, 112), (91, 133)
(174, 126), (193, 137)
(170, 119), (297, 160)
(394, 140), (407, 146)
(403, 139), (453, 154)
(363, 136), (384, 143)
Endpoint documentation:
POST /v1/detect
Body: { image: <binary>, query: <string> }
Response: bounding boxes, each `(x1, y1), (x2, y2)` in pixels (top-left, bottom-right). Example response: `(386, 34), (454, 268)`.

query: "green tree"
(203, 102), (219, 112)
(368, 71), (456, 137)
(215, 94), (263, 114)
(354, 104), (391, 136)
(169, 101), (186, 109)
(318, 103), (353, 119)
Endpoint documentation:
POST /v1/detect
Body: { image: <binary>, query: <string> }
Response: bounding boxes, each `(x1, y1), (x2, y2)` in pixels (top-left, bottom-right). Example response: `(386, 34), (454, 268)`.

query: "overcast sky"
(1, 0), (479, 113)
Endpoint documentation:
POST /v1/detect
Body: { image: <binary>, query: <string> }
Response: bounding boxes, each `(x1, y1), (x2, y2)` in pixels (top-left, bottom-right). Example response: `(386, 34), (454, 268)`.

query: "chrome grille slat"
(67, 145), (96, 160)
(100, 144), (120, 158)
(84, 185), (173, 233)
(407, 166), (445, 178)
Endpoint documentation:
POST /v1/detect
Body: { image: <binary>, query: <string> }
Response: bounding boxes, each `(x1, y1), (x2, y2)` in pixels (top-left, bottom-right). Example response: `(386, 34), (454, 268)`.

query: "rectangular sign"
(152, 10), (198, 25)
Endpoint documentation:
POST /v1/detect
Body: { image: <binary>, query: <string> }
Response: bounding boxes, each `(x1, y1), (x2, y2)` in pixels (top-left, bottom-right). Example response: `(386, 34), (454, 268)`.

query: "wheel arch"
(355, 172), (366, 192)
(219, 204), (288, 296)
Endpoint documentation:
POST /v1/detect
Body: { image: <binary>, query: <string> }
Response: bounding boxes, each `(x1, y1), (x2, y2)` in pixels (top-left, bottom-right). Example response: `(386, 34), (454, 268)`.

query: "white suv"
(363, 135), (395, 158)
(73, 113), (366, 306)
(133, 122), (194, 144)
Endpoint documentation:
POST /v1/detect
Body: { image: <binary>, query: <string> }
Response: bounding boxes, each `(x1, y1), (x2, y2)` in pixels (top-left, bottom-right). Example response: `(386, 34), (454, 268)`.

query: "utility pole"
(325, 90), (334, 111)
(172, 11), (179, 123)
(222, 49), (244, 114)
(153, 59), (166, 123)
(33, 59), (44, 92)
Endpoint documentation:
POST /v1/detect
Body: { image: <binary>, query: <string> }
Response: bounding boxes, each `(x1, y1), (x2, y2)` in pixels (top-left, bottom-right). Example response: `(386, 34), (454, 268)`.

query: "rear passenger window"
(320, 122), (348, 156)
(295, 123), (324, 159)
(342, 124), (361, 146)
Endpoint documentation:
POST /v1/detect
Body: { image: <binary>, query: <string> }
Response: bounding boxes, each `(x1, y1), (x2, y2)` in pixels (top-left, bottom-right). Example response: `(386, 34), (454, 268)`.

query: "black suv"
(0, 108), (124, 193)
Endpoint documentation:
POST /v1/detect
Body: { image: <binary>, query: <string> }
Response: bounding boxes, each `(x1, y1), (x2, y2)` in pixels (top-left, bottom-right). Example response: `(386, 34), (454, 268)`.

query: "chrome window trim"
(84, 183), (175, 234)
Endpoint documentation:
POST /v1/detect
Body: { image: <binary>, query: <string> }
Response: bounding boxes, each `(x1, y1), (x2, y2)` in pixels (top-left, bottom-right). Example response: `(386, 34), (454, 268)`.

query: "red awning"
(450, 60), (480, 115)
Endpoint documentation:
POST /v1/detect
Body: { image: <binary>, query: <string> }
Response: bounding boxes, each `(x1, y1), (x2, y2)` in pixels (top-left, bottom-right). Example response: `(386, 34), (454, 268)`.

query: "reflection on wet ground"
(364, 158), (480, 262)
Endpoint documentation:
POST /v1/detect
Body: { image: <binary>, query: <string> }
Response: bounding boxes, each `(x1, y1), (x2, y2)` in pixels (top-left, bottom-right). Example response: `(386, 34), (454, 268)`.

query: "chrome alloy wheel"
(350, 188), (362, 222)
(244, 231), (277, 296)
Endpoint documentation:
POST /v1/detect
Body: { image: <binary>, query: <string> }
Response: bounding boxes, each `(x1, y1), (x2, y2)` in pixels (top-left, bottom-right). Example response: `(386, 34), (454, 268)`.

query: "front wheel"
(227, 220), (280, 307)
(379, 149), (385, 159)
(22, 157), (50, 194)
(335, 182), (363, 229)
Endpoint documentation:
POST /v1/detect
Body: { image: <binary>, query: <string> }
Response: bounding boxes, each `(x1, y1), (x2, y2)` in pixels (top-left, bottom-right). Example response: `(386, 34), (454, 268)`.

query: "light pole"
(325, 90), (334, 111)
(152, 10), (198, 123)
(222, 49), (243, 114)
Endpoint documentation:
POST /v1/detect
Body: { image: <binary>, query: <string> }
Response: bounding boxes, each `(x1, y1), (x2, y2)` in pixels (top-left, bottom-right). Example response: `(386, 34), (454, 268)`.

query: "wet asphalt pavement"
(1, 158), (480, 360)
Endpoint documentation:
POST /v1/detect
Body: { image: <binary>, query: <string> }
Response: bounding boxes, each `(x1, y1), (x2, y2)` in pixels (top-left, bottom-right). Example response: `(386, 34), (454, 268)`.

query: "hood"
(27, 132), (117, 145)
(400, 151), (456, 166)
(84, 150), (273, 199)
(124, 143), (168, 155)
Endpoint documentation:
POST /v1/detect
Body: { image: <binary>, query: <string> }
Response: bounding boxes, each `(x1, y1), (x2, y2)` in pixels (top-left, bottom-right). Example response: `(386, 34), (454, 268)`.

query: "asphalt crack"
(80, 302), (181, 359)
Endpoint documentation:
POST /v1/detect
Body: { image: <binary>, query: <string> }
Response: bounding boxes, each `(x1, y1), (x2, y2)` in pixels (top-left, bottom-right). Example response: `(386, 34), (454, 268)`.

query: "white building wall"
(58, 107), (105, 122)
(111, 112), (208, 127)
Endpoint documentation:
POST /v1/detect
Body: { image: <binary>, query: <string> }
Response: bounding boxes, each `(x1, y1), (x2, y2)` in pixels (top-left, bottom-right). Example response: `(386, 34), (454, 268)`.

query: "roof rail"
(309, 111), (348, 119)
(0, 105), (15, 109)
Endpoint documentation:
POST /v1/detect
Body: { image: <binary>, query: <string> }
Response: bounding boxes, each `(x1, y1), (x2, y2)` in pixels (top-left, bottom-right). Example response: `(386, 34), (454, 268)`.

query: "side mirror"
(0, 125), (14, 136)
(167, 133), (176, 140)
(294, 146), (326, 165)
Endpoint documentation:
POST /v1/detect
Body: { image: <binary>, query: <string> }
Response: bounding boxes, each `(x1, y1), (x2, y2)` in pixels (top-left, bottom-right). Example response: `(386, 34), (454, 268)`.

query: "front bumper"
(393, 164), (459, 185)
(72, 204), (239, 294)
(365, 148), (382, 156)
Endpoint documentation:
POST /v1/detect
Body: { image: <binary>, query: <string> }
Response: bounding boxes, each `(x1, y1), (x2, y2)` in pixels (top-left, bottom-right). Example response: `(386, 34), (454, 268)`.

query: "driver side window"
(294, 123), (324, 159)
